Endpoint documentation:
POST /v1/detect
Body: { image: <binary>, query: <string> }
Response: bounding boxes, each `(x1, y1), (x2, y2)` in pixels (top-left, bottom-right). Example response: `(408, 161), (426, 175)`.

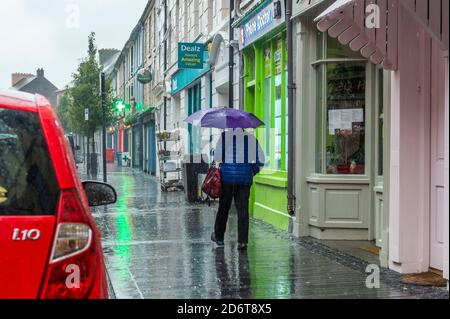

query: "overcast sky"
(0, 0), (148, 89)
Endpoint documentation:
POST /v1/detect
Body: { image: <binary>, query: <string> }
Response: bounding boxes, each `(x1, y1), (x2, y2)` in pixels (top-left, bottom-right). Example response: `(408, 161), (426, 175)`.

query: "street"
(88, 166), (448, 299)
(1, 0), (449, 304)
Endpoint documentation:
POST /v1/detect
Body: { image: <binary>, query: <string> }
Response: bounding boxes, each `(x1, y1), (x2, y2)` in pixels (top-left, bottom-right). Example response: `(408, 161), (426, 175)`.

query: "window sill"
(373, 185), (383, 193)
(254, 171), (288, 188)
(246, 80), (256, 88)
(306, 174), (370, 185)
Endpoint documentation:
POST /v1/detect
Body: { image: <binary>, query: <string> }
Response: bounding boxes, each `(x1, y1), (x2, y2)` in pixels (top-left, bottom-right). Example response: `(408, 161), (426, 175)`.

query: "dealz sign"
(178, 42), (206, 69)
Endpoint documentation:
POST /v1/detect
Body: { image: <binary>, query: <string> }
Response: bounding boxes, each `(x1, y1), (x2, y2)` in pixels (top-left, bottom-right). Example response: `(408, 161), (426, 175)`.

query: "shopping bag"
(201, 165), (222, 199)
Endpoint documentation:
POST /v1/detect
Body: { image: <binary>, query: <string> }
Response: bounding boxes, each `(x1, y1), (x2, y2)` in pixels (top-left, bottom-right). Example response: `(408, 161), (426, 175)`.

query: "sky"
(0, 0), (148, 89)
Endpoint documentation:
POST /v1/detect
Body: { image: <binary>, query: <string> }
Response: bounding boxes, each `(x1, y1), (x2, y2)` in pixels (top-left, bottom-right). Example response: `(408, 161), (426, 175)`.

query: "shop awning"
(314, 0), (399, 70)
(315, 0), (449, 71)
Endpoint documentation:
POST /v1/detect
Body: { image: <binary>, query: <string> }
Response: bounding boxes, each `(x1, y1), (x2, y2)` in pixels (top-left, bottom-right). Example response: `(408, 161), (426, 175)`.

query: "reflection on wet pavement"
(89, 166), (445, 299)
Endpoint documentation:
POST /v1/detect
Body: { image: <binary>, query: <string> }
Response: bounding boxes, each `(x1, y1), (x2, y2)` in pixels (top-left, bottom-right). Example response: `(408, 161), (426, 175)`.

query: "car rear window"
(0, 108), (59, 215)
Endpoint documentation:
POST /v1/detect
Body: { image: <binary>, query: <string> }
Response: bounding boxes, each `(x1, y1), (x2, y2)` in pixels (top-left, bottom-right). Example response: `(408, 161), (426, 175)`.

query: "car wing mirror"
(82, 181), (117, 207)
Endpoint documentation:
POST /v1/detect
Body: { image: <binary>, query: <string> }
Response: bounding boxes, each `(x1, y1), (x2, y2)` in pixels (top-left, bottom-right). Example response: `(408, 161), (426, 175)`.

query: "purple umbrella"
(184, 107), (264, 129)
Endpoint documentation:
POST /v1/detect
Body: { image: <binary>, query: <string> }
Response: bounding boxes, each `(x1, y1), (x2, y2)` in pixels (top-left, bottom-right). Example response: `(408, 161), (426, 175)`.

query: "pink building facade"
(316, 0), (449, 285)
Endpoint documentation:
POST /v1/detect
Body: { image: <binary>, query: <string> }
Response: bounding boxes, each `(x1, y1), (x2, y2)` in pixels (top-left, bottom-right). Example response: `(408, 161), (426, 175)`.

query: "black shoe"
(237, 243), (247, 250)
(211, 232), (224, 246)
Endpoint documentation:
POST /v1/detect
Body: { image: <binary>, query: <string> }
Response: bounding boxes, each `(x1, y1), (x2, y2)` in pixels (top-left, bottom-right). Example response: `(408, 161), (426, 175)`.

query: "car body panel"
(0, 90), (108, 299)
(0, 216), (56, 299)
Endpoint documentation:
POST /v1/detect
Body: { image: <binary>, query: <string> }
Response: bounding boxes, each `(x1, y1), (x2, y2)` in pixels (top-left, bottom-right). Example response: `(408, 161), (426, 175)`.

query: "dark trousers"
(214, 184), (251, 244)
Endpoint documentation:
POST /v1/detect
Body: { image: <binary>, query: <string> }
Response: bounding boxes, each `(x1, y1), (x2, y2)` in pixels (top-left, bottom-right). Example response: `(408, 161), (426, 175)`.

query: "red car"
(0, 90), (115, 299)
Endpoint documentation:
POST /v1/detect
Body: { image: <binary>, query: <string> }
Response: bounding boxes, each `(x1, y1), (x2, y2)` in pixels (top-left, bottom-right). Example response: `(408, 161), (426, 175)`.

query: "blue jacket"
(220, 163), (256, 186)
(215, 131), (264, 186)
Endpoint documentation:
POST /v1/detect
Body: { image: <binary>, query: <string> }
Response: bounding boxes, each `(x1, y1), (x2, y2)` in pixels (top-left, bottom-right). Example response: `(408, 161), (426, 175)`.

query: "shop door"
(123, 128), (129, 152)
(430, 40), (446, 270)
(148, 121), (157, 174)
(188, 83), (201, 154)
(143, 124), (148, 172)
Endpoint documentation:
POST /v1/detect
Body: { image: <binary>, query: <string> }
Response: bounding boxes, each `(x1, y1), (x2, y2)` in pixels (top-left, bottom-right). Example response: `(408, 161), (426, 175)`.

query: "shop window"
(315, 34), (367, 175)
(325, 63), (365, 174)
(243, 34), (288, 172)
(327, 36), (362, 59)
(263, 45), (272, 165)
(248, 49), (256, 81)
(274, 40), (283, 170)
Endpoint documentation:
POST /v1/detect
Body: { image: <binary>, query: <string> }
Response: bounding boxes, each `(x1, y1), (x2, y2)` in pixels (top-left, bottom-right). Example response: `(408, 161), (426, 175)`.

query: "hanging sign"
(113, 99), (130, 113)
(137, 67), (153, 84)
(178, 42), (206, 69)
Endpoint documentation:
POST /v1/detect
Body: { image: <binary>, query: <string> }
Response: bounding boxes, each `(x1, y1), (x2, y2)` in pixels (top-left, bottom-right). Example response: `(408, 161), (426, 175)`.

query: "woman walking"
(210, 128), (265, 250)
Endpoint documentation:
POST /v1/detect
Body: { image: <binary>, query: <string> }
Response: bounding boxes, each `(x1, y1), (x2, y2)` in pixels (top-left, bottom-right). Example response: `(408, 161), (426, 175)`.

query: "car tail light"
(40, 190), (98, 299)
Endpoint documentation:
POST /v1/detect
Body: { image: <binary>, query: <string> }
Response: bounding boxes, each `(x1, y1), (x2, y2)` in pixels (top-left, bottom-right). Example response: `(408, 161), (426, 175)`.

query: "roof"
(112, 0), (156, 74)
(11, 76), (37, 90)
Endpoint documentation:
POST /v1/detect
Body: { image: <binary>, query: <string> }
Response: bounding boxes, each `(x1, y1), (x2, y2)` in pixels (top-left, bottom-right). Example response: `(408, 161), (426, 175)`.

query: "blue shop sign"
(171, 50), (210, 96)
(240, 0), (285, 48)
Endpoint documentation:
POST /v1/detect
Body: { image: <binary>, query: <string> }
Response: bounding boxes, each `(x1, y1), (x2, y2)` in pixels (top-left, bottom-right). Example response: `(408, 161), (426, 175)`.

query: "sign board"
(178, 42), (206, 69)
(240, 0), (285, 48)
(113, 99), (129, 113)
(137, 67), (153, 84)
(84, 108), (89, 121)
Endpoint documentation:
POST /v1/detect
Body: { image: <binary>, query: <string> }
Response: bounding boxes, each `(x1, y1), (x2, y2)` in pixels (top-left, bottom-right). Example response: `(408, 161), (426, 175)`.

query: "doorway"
(188, 83), (201, 154)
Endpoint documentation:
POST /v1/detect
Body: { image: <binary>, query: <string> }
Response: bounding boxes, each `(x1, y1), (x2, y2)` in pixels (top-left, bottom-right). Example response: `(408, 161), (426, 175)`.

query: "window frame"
(243, 32), (288, 172)
(313, 33), (369, 176)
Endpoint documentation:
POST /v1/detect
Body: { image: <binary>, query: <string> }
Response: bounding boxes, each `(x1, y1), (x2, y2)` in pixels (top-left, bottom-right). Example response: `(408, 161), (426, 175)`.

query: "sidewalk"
(85, 165), (449, 299)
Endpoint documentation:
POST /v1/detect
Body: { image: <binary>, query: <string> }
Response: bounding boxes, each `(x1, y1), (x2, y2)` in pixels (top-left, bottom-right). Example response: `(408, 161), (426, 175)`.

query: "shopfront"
(311, 0), (448, 282)
(132, 122), (142, 169)
(291, 0), (387, 247)
(240, 0), (290, 230)
(171, 54), (211, 157)
(141, 109), (157, 175)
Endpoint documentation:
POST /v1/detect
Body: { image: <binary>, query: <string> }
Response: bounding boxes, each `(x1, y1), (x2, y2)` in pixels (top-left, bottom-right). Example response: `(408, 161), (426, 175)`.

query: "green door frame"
(243, 32), (288, 175)
(188, 83), (201, 154)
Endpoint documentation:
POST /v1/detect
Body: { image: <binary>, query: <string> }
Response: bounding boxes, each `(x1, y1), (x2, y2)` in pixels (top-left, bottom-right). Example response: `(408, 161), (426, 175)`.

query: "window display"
(315, 33), (367, 175)
(326, 63), (366, 174)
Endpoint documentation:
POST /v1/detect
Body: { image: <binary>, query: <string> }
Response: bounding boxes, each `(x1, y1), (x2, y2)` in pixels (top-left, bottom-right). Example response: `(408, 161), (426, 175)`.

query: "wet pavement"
(85, 165), (448, 299)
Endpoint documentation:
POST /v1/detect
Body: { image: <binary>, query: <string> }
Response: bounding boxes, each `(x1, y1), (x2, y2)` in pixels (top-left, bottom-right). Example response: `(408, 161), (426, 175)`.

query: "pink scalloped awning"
(314, 0), (399, 70)
(315, 0), (449, 71)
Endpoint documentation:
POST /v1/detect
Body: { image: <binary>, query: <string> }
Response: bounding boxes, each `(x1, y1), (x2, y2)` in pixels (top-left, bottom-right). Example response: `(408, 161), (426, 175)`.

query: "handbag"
(201, 162), (222, 199)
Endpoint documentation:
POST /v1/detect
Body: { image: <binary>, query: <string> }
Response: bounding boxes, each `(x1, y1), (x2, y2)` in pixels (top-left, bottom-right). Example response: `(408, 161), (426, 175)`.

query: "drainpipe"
(163, 0), (168, 130)
(228, 0), (234, 108)
(239, 49), (244, 111)
(286, 0), (296, 216)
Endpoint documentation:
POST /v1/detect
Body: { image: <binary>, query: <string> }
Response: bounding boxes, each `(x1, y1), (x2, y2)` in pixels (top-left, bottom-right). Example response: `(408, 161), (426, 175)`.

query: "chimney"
(11, 73), (34, 86)
(36, 68), (44, 78)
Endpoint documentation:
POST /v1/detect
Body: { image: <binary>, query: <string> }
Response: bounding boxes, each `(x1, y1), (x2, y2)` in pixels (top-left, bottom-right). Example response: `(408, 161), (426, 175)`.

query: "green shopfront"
(240, 0), (290, 231)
